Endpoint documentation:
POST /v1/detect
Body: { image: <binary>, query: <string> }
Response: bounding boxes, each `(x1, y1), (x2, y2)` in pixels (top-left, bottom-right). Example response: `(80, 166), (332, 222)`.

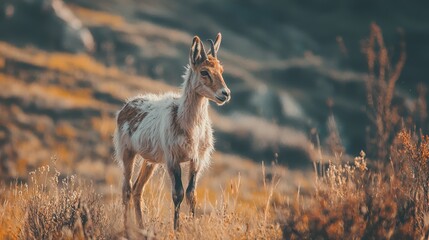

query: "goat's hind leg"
(121, 148), (136, 231)
(132, 160), (157, 227)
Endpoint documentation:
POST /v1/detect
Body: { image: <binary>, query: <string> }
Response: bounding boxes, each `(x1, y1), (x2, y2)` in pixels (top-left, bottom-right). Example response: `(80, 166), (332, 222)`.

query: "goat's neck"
(178, 69), (209, 132)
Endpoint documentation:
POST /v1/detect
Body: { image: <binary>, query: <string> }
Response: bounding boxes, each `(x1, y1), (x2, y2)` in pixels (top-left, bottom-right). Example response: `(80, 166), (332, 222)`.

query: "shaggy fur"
(113, 33), (230, 231)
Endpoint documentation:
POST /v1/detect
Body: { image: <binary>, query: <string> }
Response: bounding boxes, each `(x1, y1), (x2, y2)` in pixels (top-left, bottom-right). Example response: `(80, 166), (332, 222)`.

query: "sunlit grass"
(0, 157), (285, 239)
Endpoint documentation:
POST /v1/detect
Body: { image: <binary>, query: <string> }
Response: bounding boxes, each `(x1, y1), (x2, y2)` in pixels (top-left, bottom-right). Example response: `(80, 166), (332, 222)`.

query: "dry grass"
(0, 156), (286, 239)
(280, 131), (429, 239)
(0, 162), (122, 239)
(287, 139), (424, 240)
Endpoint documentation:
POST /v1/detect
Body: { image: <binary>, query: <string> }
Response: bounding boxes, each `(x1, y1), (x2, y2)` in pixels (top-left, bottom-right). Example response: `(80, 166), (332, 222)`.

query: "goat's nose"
(221, 88), (230, 97)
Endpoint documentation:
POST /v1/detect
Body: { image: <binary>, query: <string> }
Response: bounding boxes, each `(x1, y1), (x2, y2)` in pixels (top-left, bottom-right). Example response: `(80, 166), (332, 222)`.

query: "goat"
(113, 33), (230, 231)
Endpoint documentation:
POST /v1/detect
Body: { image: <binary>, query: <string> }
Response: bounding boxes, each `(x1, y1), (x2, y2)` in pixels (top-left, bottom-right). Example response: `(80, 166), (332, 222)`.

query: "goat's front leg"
(186, 160), (200, 217)
(167, 160), (184, 230)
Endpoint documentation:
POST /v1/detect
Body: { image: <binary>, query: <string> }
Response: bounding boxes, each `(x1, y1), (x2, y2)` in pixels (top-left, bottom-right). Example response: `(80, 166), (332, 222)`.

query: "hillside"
(2, 0), (428, 176)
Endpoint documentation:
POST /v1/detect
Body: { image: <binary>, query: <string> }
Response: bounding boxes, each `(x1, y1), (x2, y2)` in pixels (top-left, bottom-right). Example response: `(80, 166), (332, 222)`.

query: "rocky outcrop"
(0, 0), (94, 52)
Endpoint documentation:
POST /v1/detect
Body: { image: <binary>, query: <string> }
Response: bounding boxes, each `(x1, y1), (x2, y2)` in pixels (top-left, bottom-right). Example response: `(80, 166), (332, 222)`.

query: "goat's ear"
(213, 33), (222, 53)
(190, 36), (207, 66)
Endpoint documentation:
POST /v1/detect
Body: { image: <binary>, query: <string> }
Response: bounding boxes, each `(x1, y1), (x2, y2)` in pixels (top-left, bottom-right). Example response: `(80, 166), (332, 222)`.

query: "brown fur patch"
(117, 99), (147, 135)
(129, 112), (148, 133)
(117, 104), (135, 127)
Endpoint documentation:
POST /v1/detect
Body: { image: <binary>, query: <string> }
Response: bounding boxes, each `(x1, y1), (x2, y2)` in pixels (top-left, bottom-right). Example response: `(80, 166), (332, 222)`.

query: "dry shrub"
(0, 163), (122, 239)
(25, 168), (98, 239)
(363, 22), (406, 161)
(281, 131), (429, 239)
(391, 130), (429, 233)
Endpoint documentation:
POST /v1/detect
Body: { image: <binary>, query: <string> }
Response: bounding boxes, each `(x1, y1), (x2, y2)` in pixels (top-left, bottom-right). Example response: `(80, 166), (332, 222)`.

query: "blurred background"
(0, 0), (428, 182)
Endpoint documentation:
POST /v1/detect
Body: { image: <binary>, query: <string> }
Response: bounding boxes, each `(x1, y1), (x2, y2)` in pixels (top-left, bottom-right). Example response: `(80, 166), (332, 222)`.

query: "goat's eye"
(200, 70), (209, 77)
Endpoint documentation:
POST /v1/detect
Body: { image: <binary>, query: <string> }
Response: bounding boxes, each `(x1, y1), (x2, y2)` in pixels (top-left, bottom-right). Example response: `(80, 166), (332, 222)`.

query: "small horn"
(200, 40), (208, 62)
(207, 39), (216, 58)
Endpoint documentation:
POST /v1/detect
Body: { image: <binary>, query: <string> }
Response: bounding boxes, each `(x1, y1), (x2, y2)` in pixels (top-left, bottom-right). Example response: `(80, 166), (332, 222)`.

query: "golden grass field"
(0, 154), (290, 239)
(0, 2), (428, 239)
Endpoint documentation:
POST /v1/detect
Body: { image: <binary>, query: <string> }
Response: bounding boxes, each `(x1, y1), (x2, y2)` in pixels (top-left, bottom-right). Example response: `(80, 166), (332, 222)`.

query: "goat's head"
(189, 33), (231, 106)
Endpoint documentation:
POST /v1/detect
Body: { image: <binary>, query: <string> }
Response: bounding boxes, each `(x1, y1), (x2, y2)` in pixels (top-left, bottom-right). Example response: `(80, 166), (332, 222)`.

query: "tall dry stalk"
(364, 22), (406, 160)
(416, 83), (428, 131)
